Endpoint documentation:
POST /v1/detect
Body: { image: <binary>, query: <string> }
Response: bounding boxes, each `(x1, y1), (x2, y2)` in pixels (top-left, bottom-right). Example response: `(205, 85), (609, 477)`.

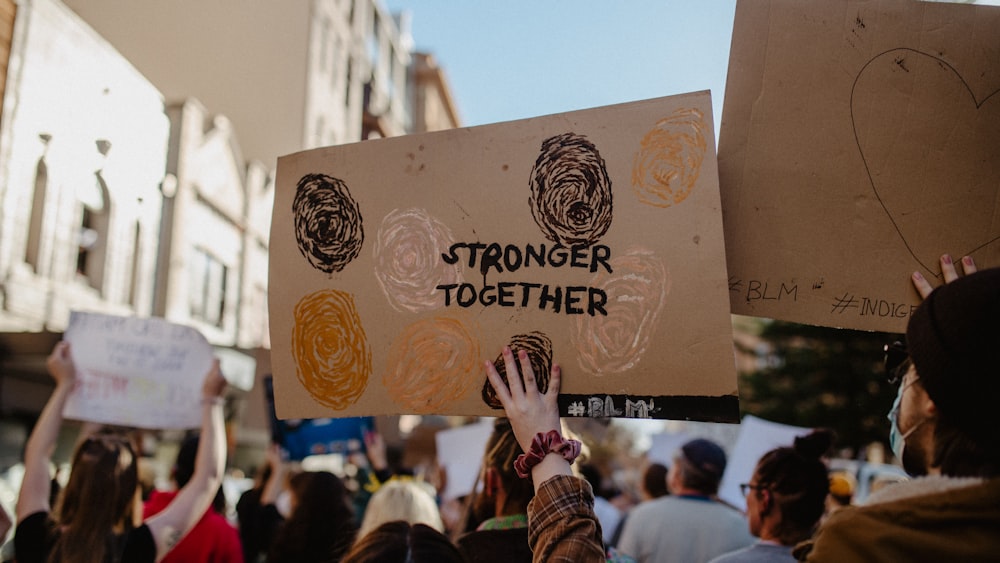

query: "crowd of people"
(1, 255), (997, 562)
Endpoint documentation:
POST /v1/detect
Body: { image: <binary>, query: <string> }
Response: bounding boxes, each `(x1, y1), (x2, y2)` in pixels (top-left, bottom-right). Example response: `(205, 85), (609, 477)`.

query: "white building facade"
(0, 0), (462, 472)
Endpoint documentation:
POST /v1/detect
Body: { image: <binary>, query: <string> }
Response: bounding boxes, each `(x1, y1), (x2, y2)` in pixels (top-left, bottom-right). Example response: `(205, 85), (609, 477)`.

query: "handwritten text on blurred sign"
(63, 311), (214, 429)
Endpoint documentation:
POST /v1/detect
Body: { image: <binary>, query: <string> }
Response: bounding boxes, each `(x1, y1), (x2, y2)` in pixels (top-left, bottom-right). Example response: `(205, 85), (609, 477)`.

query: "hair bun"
(793, 429), (834, 460)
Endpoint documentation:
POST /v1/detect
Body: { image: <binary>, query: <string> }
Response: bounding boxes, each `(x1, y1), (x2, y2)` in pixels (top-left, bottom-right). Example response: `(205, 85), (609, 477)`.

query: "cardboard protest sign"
(717, 415), (812, 511)
(718, 0), (1000, 332)
(63, 311), (215, 429)
(270, 92), (738, 421)
(263, 376), (374, 460)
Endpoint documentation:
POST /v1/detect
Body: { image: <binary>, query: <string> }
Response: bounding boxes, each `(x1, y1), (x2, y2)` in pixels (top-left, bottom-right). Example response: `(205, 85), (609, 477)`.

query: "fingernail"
(942, 254), (952, 265)
(963, 256), (974, 266)
(912, 271), (923, 281)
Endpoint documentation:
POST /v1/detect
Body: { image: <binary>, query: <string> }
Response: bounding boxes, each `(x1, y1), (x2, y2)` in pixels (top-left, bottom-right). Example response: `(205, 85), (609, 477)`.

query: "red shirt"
(143, 489), (244, 563)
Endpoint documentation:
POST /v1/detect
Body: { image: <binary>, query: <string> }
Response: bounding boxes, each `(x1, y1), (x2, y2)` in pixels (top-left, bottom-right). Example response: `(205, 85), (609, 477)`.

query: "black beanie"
(906, 267), (1000, 445)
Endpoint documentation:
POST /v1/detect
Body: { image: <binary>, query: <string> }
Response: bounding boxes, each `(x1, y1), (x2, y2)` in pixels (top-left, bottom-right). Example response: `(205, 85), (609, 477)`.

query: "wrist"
(201, 396), (225, 406)
(530, 453), (573, 485)
(514, 430), (582, 479)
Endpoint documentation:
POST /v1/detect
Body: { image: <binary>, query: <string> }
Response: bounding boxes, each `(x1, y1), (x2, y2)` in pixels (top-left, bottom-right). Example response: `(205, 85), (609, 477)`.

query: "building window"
(331, 39), (340, 89)
(25, 158), (48, 272)
(129, 222), (141, 307)
(319, 17), (330, 70)
(386, 46), (396, 100)
(190, 247), (228, 328)
(345, 60), (353, 107)
(76, 173), (110, 292)
(367, 13), (380, 67)
(76, 207), (97, 275)
(314, 115), (325, 147)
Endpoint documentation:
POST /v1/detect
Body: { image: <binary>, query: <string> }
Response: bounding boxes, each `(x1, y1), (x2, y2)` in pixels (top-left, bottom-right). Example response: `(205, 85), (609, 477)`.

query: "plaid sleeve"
(527, 475), (607, 563)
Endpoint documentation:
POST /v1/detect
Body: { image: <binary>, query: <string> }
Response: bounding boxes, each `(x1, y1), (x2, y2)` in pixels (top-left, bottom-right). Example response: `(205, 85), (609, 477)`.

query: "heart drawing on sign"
(851, 48), (1000, 276)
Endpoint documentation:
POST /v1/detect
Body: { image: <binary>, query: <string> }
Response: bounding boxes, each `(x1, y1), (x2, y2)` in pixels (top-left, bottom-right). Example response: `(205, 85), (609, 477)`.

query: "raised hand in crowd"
(15, 342), (228, 563)
(144, 358), (228, 562)
(485, 345), (606, 563)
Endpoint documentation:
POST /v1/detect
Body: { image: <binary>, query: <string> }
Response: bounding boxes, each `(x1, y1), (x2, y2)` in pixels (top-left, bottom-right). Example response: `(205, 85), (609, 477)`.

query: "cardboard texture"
(719, 0), (1000, 332)
(270, 92), (738, 421)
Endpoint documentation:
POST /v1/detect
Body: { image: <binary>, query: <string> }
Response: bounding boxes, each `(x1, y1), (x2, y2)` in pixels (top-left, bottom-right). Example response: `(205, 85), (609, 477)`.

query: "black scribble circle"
(529, 133), (613, 247)
(482, 332), (553, 409)
(293, 174), (364, 274)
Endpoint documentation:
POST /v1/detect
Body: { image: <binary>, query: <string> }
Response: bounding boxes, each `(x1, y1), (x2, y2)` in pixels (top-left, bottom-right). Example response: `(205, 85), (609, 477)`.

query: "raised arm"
(260, 442), (289, 507)
(16, 342), (76, 522)
(484, 346), (573, 489)
(144, 359), (227, 562)
(485, 346), (605, 563)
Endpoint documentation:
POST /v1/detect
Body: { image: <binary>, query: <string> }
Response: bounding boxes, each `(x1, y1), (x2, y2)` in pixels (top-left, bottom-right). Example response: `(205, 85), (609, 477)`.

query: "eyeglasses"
(883, 341), (908, 385)
(740, 483), (768, 496)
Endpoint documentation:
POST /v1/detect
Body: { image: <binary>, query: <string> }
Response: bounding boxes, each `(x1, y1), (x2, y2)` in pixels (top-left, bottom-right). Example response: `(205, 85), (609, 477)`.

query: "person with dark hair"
(483, 345), (606, 563)
(455, 417), (536, 563)
(800, 256), (1000, 561)
(14, 342), (228, 563)
(264, 470), (357, 563)
(640, 463), (669, 501)
(236, 450), (274, 563)
(616, 438), (753, 563)
(709, 430), (833, 563)
(342, 521), (464, 563)
(143, 435), (243, 562)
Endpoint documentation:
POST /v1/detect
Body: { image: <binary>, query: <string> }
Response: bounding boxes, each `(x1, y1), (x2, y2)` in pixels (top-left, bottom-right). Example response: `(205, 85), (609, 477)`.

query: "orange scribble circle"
(632, 108), (707, 208)
(292, 290), (371, 410)
(382, 317), (480, 413)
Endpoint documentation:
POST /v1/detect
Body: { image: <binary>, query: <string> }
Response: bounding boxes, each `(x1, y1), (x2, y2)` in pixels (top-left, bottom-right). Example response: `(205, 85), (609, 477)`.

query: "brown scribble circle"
(482, 332), (553, 409)
(383, 317), (480, 413)
(374, 208), (463, 313)
(572, 248), (669, 375)
(293, 174), (364, 274)
(631, 108), (707, 208)
(529, 133), (613, 247)
(292, 289), (371, 410)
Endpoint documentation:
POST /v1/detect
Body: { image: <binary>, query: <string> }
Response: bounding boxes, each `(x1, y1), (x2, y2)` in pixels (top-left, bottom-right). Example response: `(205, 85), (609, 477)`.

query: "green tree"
(737, 318), (903, 457)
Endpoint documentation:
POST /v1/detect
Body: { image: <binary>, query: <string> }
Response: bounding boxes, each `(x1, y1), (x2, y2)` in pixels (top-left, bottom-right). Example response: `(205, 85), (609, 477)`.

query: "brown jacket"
(799, 476), (1000, 562)
(527, 475), (606, 563)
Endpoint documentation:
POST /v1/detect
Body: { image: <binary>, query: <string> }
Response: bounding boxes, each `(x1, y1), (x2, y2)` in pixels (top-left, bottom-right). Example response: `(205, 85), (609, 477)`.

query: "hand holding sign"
(45, 342), (76, 388)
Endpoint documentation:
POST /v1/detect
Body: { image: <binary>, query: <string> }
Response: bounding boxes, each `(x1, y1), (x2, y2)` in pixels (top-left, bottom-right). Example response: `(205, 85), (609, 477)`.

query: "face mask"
(887, 377), (924, 461)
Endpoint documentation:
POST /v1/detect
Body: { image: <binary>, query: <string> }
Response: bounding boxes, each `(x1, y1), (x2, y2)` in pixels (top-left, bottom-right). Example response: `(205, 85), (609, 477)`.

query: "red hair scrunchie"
(514, 430), (582, 478)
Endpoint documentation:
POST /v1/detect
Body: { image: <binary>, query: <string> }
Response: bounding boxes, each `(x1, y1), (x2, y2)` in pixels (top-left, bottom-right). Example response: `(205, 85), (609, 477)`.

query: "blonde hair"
(357, 479), (443, 540)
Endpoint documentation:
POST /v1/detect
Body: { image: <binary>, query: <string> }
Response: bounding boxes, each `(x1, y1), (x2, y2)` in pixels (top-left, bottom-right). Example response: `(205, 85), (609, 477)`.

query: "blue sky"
(385, 1), (738, 132)
(385, 1), (1000, 133)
